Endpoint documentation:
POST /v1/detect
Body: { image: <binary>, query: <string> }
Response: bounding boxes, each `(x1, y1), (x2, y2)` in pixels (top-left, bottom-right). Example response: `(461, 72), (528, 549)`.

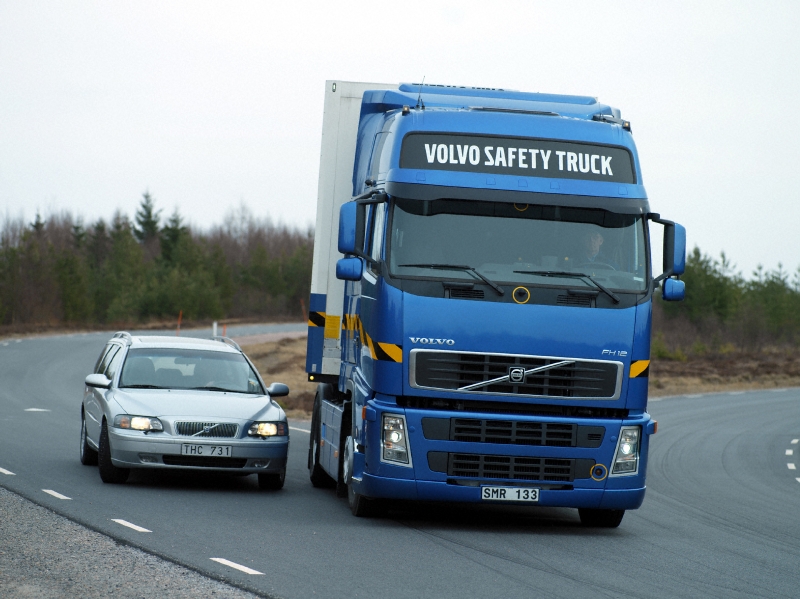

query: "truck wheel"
(308, 386), (335, 488)
(79, 411), (98, 466)
(578, 508), (625, 528)
(348, 481), (373, 517)
(98, 421), (130, 484)
(258, 469), (285, 490)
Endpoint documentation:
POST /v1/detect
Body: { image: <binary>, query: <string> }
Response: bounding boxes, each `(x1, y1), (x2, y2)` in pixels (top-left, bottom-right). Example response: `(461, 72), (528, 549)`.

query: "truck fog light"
(382, 414), (412, 466)
(612, 426), (641, 475)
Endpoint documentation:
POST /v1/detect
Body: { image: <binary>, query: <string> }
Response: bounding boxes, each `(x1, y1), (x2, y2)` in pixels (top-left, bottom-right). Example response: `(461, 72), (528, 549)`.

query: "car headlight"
(248, 422), (287, 437)
(113, 415), (163, 432)
(611, 425), (640, 475)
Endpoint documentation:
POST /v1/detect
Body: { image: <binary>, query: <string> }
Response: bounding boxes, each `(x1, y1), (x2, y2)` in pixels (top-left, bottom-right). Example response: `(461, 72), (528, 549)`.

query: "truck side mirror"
(336, 257), (363, 281)
(650, 215), (686, 283)
(662, 223), (686, 276)
(338, 202), (358, 254)
(662, 278), (685, 301)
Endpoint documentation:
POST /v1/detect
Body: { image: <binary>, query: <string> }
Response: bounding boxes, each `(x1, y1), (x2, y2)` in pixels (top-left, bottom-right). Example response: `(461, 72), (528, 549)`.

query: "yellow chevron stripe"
(377, 342), (403, 363)
(629, 360), (651, 378)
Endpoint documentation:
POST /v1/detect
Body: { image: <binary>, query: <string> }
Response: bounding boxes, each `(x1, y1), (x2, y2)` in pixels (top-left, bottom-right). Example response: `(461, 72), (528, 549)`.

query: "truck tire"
(308, 385), (335, 488)
(79, 411), (98, 466)
(98, 420), (130, 484)
(578, 508), (625, 528)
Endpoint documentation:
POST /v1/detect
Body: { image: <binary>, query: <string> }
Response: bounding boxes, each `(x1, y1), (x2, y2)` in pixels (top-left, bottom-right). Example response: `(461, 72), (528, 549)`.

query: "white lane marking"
(42, 489), (71, 500)
(15, 339), (20, 343)
(1, 342), (8, 347)
(728, 391), (745, 395)
(24, 408), (51, 412)
(771, 388), (788, 393)
(210, 558), (264, 575)
(111, 519), (152, 533)
(788, 464), (797, 470)
(796, 478), (800, 484)
(289, 426), (309, 434)
(686, 394), (703, 398)
(787, 450), (795, 456)
(792, 439), (799, 445)
(0, 467), (16, 475)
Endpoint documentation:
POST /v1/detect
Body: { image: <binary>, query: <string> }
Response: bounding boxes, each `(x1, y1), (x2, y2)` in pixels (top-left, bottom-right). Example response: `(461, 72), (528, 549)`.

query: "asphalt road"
(1, 328), (799, 598)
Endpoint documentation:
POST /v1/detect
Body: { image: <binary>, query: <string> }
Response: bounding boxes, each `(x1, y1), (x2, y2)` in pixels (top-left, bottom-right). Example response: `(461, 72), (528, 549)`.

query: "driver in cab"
(577, 230), (618, 270)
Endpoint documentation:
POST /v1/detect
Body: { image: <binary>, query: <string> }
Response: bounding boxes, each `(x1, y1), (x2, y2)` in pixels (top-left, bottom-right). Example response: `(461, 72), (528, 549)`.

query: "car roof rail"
(112, 331), (133, 345)
(211, 336), (241, 352)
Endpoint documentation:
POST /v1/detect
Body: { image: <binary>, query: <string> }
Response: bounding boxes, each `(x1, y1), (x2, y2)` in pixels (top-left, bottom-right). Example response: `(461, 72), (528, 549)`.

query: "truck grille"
(453, 419), (575, 446)
(411, 350), (620, 399)
(174, 422), (239, 438)
(450, 453), (575, 482)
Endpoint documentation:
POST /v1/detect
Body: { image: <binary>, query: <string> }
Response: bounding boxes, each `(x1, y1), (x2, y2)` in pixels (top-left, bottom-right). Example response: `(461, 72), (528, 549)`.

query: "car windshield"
(388, 197), (648, 292)
(119, 348), (264, 394)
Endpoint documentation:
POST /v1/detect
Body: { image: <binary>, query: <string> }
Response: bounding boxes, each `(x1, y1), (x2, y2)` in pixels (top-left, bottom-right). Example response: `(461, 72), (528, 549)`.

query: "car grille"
(452, 419), (576, 446)
(449, 453), (576, 482)
(174, 422), (239, 438)
(162, 455), (247, 468)
(411, 350), (620, 399)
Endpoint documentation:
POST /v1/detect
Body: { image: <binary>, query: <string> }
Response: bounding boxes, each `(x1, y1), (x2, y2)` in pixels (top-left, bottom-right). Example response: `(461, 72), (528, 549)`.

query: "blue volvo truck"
(305, 81), (686, 527)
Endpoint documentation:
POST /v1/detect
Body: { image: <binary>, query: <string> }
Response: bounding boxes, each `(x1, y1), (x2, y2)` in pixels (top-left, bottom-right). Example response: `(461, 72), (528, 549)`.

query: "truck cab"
(306, 81), (685, 527)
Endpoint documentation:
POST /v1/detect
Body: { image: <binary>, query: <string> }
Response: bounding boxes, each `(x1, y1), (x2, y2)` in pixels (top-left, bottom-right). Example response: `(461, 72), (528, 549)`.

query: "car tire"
(98, 421), (130, 484)
(79, 411), (98, 466)
(578, 508), (625, 528)
(309, 386), (335, 488)
(258, 469), (285, 490)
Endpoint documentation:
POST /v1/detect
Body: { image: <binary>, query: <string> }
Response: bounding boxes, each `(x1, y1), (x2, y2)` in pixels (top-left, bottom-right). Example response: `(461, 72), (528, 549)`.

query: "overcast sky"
(1, 1), (798, 277)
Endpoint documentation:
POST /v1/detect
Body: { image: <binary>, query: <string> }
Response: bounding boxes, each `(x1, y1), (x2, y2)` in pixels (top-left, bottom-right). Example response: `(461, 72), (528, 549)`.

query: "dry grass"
(650, 350), (800, 396)
(242, 337), (317, 419)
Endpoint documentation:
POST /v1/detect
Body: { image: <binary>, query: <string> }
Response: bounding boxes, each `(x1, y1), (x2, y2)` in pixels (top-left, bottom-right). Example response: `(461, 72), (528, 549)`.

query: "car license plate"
(181, 444), (232, 457)
(481, 486), (539, 502)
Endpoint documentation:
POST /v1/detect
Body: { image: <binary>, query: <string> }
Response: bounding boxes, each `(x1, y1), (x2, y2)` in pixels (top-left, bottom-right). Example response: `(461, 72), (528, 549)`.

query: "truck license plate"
(481, 486), (539, 502)
(181, 444), (231, 457)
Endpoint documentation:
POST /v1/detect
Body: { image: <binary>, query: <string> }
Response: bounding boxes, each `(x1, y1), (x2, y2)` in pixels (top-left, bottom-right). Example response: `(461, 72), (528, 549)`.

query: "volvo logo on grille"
(509, 367), (525, 383)
(203, 426), (212, 434)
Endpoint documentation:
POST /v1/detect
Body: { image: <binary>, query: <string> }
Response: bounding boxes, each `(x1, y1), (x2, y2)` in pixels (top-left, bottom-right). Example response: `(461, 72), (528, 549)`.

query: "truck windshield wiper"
(399, 263), (504, 296)
(513, 270), (620, 304)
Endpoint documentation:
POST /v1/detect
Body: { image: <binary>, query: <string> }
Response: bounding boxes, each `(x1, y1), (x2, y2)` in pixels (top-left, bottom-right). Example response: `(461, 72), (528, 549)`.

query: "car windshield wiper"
(120, 384), (164, 389)
(513, 270), (620, 304)
(189, 386), (259, 394)
(399, 263), (504, 296)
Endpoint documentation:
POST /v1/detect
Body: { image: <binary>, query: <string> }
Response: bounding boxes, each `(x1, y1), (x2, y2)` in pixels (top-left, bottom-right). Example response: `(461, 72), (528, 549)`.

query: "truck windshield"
(388, 197), (648, 292)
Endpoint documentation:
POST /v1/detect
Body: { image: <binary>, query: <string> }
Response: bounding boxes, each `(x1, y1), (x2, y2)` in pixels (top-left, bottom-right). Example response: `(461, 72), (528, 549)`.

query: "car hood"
(110, 389), (282, 422)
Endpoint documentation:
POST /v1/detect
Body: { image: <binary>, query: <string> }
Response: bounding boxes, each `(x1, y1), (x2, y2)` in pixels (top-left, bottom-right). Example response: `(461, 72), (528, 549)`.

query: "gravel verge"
(0, 487), (267, 599)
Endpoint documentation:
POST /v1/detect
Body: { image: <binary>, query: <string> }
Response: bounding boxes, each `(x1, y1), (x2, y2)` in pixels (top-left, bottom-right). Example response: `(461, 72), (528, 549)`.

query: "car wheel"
(309, 387), (335, 488)
(79, 412), (98, 466)
(578, 508), (625, 528)
(258, 469), (285, 490)
(98, 420), (130, 484)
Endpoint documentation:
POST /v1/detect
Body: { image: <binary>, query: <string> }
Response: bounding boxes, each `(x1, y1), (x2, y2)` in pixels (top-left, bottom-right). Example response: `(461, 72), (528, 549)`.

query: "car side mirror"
(85, 373), (111, 388)
(662, 278), (685, 301)
(267, 382), (290, 397)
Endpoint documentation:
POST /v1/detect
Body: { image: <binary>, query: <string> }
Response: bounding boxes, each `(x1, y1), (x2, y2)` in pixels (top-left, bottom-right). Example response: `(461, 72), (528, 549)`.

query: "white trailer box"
(306, 81), (396, 378)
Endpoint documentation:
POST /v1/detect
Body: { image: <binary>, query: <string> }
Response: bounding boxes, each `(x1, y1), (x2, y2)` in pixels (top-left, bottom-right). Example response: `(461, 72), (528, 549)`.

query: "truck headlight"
(248, 422), (287, 437)
(113, 415), (163, 432)
(382, 413), (412, 466)
(611, 426), (640, 475)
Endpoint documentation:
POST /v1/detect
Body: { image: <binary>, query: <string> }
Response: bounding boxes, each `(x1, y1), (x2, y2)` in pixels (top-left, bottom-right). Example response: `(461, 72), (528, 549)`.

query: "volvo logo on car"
(409, 337), (455, 345)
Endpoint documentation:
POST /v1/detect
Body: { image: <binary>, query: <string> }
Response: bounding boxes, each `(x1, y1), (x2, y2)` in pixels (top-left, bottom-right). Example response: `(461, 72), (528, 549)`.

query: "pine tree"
(134, 191), (161, 243)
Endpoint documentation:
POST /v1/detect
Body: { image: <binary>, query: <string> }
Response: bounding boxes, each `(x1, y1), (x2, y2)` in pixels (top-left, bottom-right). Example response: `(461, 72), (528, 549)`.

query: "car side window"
(105, 347), (125, 382)
(94, 344), (112, 373)
(98, 345), (120, 378)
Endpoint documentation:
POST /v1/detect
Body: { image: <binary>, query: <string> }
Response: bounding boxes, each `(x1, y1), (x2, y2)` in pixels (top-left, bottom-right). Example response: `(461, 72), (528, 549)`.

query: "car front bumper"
(108, 428), (289, 474)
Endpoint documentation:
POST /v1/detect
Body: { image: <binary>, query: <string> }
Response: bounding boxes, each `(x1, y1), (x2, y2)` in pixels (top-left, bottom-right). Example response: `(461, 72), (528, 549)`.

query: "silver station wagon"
(80, 332), (290, 489)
